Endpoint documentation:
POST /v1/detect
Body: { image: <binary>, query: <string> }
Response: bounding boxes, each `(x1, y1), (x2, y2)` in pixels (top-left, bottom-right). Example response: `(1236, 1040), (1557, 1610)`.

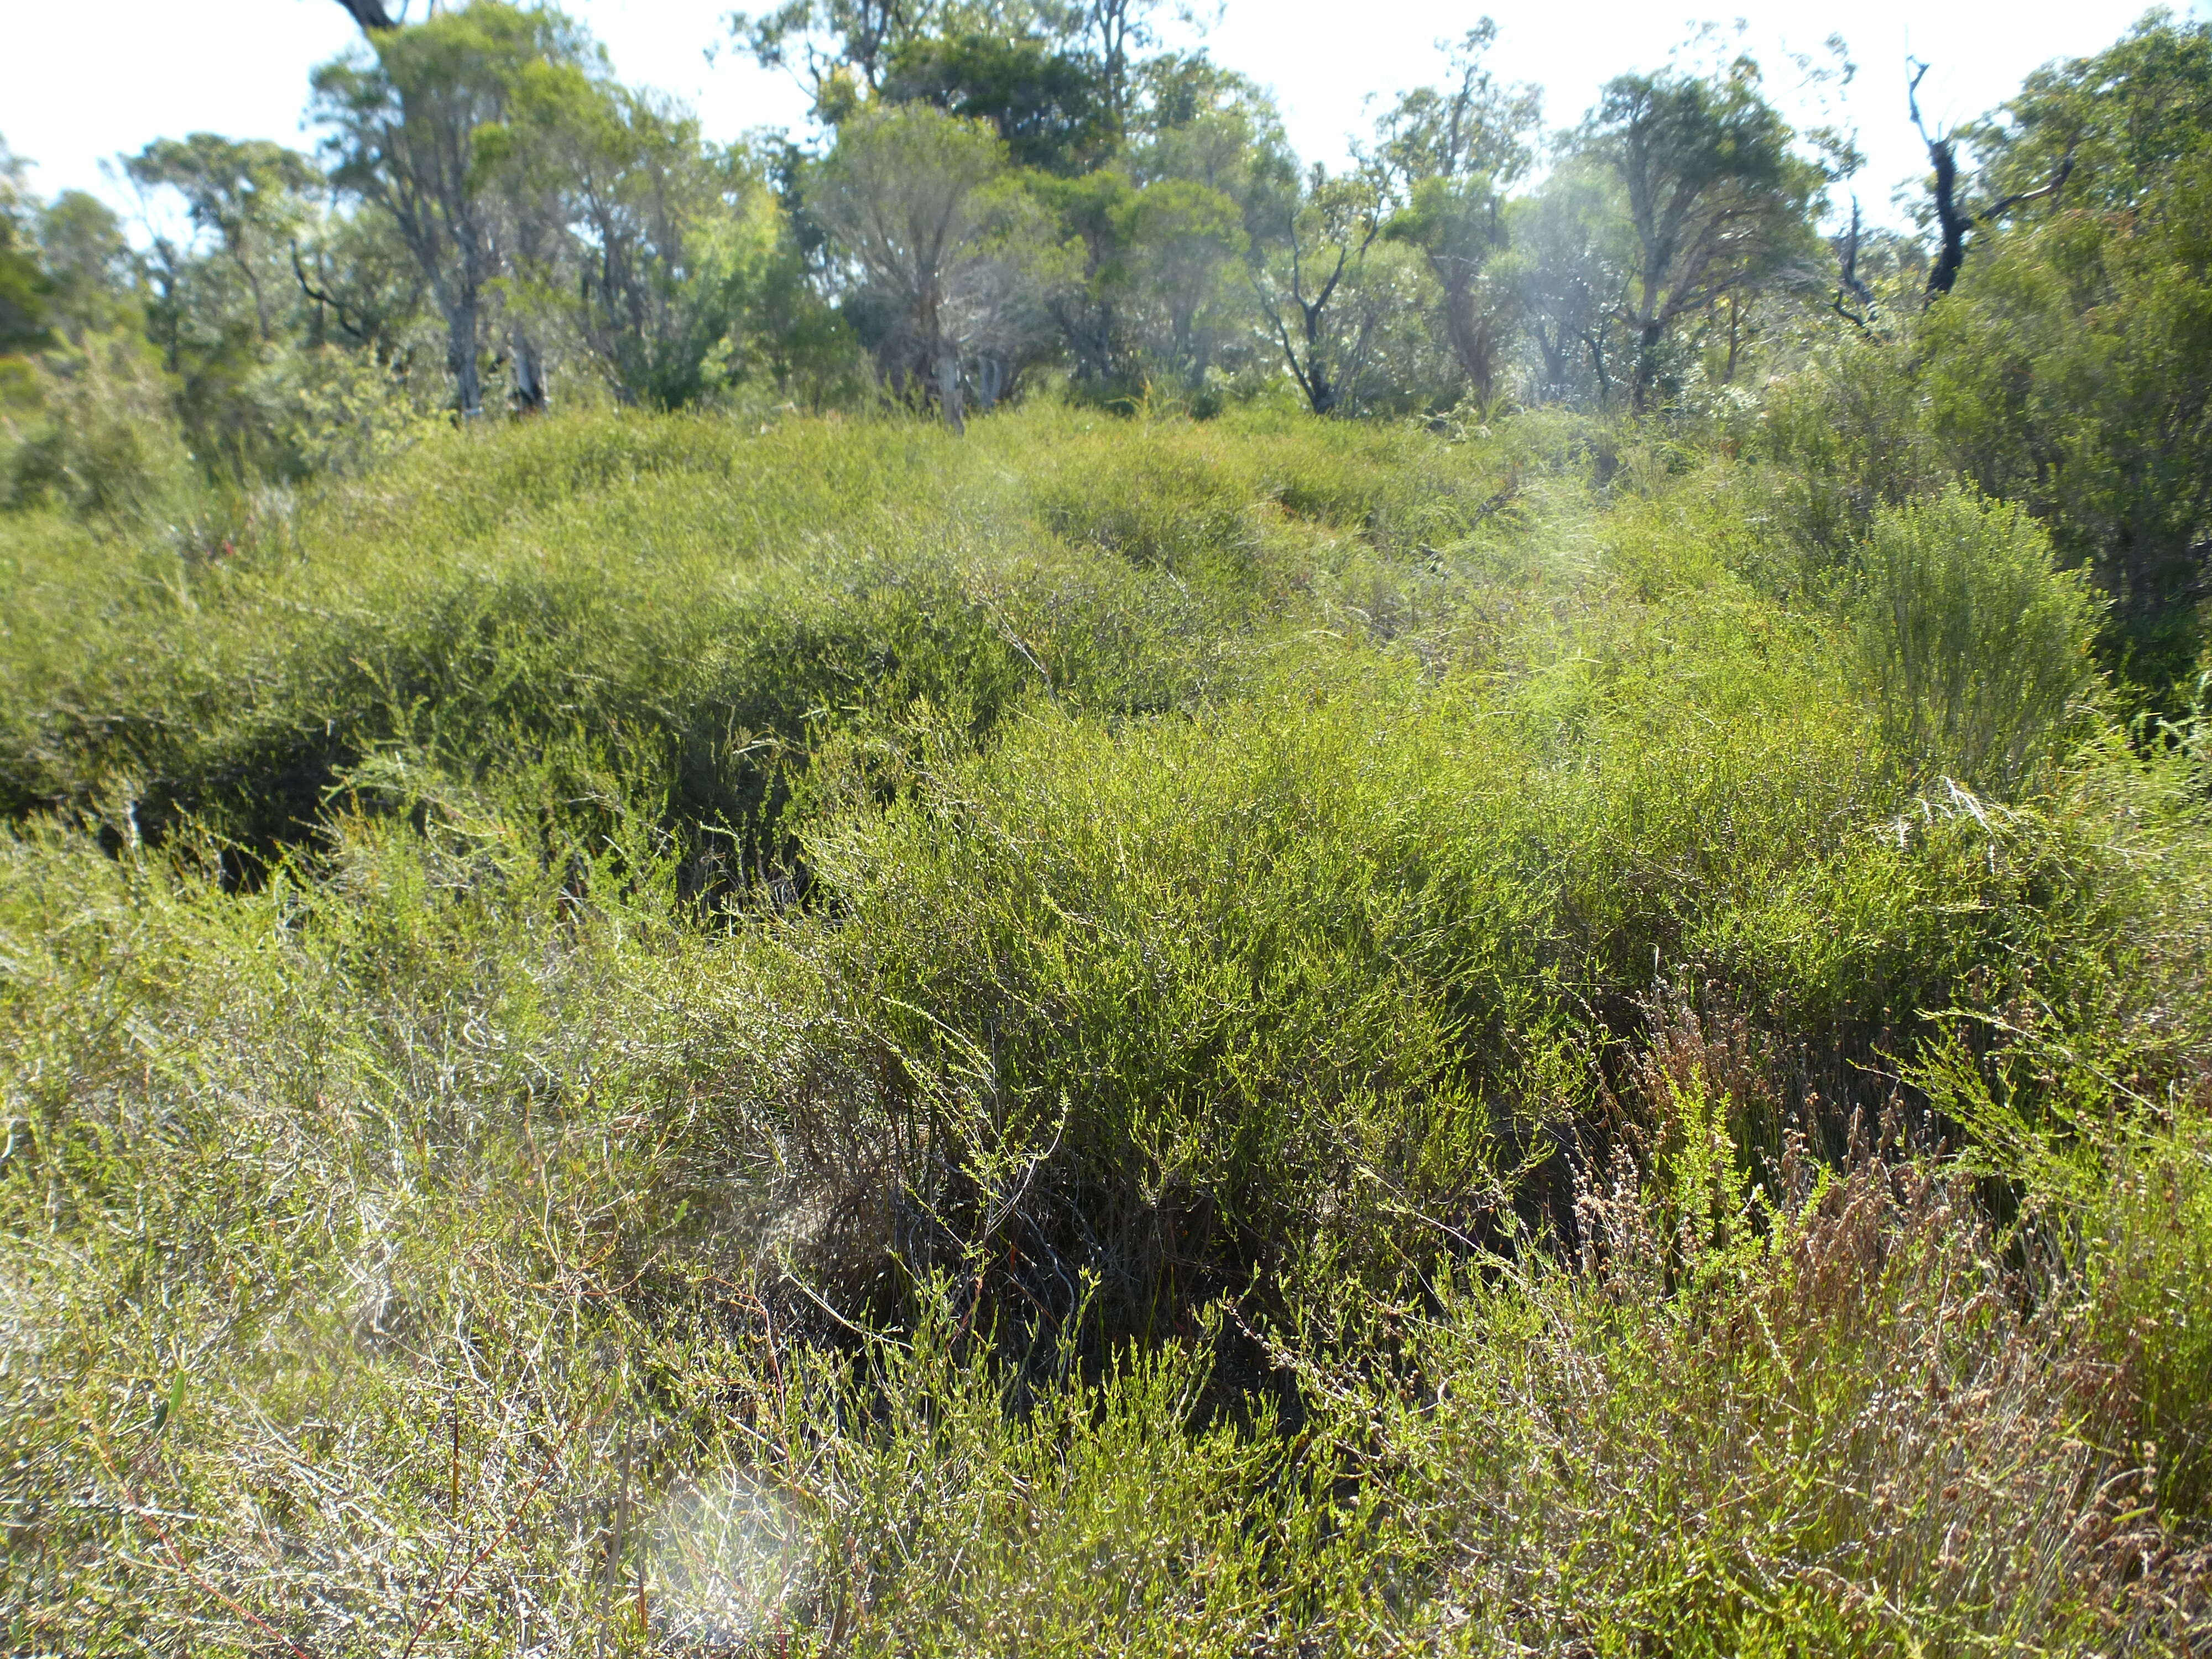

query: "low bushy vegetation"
(3, 401), (2209, 1653)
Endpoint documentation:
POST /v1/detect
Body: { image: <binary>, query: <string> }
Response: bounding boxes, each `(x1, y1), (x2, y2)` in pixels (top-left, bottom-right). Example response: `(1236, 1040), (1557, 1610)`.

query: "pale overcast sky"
(3, 0), (2200, 233)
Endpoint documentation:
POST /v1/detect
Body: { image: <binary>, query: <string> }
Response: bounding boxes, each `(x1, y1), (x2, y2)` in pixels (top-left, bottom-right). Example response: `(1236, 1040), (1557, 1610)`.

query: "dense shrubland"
(4, 401), (2209, 1654)
(4, 6), (2212, 1656)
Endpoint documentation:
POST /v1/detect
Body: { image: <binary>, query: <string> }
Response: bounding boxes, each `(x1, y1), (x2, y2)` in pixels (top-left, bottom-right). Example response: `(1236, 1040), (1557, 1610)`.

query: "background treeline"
(4, 6), (2210, 700)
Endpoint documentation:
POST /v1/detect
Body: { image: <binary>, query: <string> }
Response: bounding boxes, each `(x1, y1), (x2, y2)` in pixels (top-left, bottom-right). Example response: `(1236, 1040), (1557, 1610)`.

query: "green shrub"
(1853, 486), (2102, 794)
(777, 618), (2180, 1327)
(2, 330), (198, 521)
(2081, 1117), (2212, 1519)
(1754, 336), (1943, 566)
(0, 410), (1299, 858)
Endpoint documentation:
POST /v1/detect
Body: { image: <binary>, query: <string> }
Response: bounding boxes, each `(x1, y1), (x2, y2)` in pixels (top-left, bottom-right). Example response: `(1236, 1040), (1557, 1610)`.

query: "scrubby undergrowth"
(2, 404), (2209, 1654)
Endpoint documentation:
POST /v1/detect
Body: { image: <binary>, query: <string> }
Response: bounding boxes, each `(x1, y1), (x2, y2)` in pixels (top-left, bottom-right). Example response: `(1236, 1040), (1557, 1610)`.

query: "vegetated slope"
(2, 406), (2208, 1654)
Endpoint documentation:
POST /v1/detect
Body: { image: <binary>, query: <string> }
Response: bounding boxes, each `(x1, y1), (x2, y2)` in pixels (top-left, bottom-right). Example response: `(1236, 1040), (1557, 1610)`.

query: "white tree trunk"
(936, 347), (966, 435)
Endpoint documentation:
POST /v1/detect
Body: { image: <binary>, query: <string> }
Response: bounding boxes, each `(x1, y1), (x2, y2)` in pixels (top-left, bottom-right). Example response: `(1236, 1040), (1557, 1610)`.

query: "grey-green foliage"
(0, 137), (49, 355)
(1854, 484), (2100, 794)
(1501, 164), (1631, 405)
(806, 102), (1021, 429)
(312, 2), (604, 416)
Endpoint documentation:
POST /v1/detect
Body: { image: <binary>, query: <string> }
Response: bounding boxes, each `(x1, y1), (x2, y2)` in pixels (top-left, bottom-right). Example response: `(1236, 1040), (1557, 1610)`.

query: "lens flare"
(649, 1468), (812, 1644)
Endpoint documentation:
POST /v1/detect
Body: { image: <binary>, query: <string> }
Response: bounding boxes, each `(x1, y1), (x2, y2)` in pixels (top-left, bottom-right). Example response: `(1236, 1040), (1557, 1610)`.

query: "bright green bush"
(4, 806), (2196, 1652)
(0, 405), (1554, 863)
(2083, 1119), (2212, 1518)
(1853, 486), (2102, 794)
(778, 602), (2186, 1325)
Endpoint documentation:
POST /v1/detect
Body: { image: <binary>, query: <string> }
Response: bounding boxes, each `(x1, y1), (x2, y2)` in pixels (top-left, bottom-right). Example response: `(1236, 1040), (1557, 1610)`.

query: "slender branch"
(1307, 243), (1350, 325)
(85, 1426), (319, 1659)
(1981, 150), (2075, 222)
(290, 243), (371, 342)
(397, 1396), (609, 1659)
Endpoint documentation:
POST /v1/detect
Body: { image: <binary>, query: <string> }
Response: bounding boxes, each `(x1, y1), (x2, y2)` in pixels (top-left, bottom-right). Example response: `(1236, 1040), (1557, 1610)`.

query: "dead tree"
(1832, 198), (1874, 329)
(1910, 60), (2074, 301)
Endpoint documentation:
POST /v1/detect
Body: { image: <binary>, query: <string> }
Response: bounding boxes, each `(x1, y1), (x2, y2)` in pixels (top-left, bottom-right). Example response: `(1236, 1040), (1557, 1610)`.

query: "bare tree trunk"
(1587, 320), (1615, 409)
(936, 347), (966, 435)
(510, 325), (549, 414)
(1048, 298), (1117, 385)
(1832, 200), (1875, 329)
(1629, 317), (1665, 413)
(1269, 283), (1337, 415)
(1438, 275), (1496, 405)
(1924, 133), (1969, 298)
(446, 296), (482, 417)
(1911, 62), (1970, 300)
(1298, 299), (1337, 415)
(973, 355), (1005, 413)
(1093, 0), (1136, 140)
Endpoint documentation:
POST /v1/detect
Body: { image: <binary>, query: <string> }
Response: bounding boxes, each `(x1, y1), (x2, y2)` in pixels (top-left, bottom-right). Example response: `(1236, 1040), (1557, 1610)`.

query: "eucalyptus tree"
(0, 138), (52, 354)
(1503, 166), (1627, 404)
(1369, 20), (1540, 403)
(1910, 14), (2206, 300)
(1253, 165), (1433, 416)
(120, 136), (326, 465)
(1079, 0), (1168, 139)
(732, 1), (1085, 118)
(1973, 13), (2212, 213)
(1124, 176), (1247, 388)
(1125, 54), (1296, 229)
(1026, 166), (1138, 387)
(807, 102), (1020, 430)
(731, 0), (931, 103)
(1916, 14), (2212, 695)
(33, 191), (140, 340)
(126, 137), (317, 348)
(1577, 59), (1822, 410)
(1252, 167), (1378, 414)
(312, 3), (596, 414)
(288, 197), (430, 357)
(491, 70), (842, 409)
(480, 65), (700, 406)
(880, 30), (1112, 174)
